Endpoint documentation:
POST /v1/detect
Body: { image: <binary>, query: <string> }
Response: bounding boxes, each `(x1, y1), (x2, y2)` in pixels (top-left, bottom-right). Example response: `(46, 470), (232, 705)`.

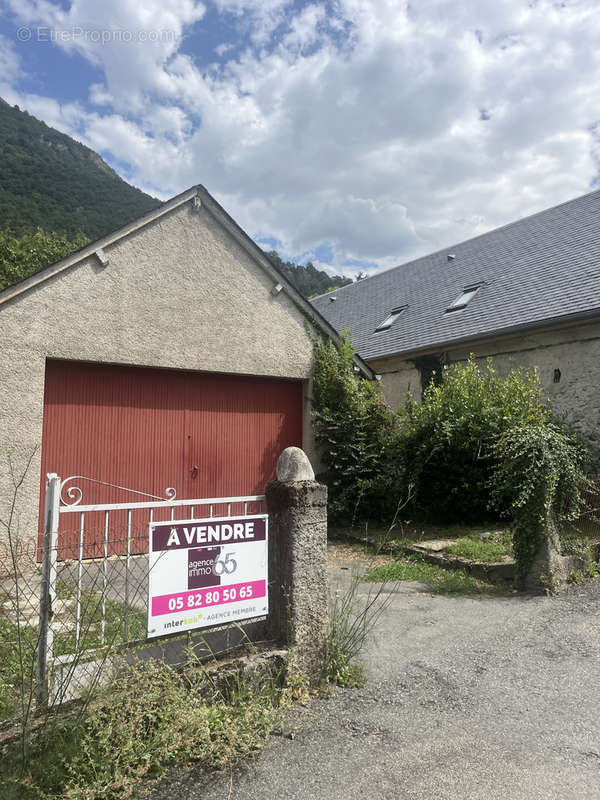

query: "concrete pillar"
(266, 447), (328, 684)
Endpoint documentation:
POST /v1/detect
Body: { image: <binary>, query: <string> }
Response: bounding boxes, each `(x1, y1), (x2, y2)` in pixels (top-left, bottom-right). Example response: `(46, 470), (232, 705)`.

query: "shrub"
(312, 340), (593, 585)
(490, 422), (589, 584)
(312, 334), (400, 522)
(398, 358), (549, 523)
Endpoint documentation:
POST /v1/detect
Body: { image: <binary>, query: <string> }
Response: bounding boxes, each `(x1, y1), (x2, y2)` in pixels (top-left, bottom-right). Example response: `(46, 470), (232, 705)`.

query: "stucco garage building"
(313, 189), (600, 448)
(0, 185), (369, 553)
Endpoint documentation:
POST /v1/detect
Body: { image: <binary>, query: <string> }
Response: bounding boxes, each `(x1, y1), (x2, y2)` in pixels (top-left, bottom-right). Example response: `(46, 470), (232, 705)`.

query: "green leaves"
(312, 342), (591, 586)
(491, 422), (589, 582)
(312, 334), (400, 521)
(399, 357), (550, 523)
(0, 228), (89, 291)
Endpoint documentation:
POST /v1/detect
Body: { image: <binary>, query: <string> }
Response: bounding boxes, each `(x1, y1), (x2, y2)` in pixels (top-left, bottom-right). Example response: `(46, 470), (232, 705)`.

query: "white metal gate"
(36, 473), (266, 705)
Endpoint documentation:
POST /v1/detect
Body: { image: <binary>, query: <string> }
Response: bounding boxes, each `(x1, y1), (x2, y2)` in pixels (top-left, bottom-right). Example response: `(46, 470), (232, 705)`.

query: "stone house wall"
(370, 319), (600, 448)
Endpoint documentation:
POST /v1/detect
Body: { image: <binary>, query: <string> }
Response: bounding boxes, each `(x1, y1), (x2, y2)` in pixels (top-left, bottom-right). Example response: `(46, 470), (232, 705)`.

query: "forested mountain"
(0, 97), (160, 239)
(0, 98), (355, 297)
(266, 251), (352, 298)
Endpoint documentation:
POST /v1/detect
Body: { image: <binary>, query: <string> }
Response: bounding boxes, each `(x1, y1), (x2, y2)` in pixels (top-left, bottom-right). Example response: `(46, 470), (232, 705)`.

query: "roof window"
(374, 306), (407, 333)
(445, 285), (481, 313)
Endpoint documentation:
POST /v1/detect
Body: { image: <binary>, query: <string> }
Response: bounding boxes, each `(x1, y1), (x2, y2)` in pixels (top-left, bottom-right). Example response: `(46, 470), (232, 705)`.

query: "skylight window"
(445, 285), (481, 313)
(374, 306), (406, 332)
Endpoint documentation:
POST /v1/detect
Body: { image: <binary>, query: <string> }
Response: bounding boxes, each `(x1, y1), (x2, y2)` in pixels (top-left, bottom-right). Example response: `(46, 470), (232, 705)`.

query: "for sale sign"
(147, 515), (268, 638)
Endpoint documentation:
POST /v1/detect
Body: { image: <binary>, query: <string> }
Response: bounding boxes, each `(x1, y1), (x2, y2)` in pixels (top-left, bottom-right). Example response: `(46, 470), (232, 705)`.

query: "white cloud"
(3, 0), (600, 274)
(0, 35), (21, 94)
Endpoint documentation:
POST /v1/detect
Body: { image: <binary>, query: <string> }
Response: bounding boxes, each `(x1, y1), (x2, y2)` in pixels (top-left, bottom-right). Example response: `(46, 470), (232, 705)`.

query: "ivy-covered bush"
(312, 334), (400, 521)
(313, 340), (592, 583)
(399, 359), (550, 523)
(490, 422), (589, 584)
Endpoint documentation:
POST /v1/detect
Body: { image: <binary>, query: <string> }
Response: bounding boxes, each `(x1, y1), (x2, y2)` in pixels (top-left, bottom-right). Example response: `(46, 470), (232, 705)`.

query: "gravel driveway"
(151, 560), (600, 800)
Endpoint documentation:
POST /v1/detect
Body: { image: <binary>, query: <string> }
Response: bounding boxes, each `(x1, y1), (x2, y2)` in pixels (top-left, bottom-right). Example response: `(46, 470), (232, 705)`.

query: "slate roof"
(311, 189), (600, 363)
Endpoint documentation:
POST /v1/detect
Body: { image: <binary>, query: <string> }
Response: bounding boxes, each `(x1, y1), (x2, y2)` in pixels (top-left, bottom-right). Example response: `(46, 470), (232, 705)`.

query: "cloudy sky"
(0, 0), (599, 276)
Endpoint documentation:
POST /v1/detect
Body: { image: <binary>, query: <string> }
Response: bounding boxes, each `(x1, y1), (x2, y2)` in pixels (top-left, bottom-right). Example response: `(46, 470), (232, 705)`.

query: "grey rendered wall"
(369, 357), (422, 407)
(0, 201), (318, 545)
(371, 320), (600, 448)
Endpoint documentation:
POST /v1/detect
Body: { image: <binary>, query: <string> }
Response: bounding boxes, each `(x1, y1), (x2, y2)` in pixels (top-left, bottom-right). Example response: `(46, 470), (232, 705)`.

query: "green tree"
(0, 98), (159, 239)
(0, 229), (89, 291)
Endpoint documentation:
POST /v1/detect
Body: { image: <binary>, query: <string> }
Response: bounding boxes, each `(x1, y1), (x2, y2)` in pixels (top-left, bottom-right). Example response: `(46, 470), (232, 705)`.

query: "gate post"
(266, 448), (328, 684)
(36, 473), (60, 707)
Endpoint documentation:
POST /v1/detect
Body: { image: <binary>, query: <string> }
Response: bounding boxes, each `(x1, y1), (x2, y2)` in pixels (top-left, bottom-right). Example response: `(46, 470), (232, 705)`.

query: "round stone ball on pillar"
(276, 446), (315, 482)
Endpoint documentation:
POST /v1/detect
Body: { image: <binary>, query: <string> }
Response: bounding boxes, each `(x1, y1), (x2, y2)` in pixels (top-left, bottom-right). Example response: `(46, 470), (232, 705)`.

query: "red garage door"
(39, 360), (303, 557)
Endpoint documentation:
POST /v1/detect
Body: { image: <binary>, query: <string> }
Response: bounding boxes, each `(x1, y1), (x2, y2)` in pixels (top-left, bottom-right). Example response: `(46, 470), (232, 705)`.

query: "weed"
(363, 556), (507, 596)
(0, 617), (37, 719)
(0, 657), (297, 800)
(327, 571), (391, 687)
(567, 567), (598, 585)
(53, 590), (147, 657)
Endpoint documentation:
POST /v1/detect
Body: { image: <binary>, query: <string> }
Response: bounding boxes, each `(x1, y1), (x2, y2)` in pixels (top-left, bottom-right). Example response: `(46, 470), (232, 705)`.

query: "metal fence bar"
(101, 510), (109, 646)
(36, 473), (60, 707)
(124, 509), (131, 641)
(39, 485), (268, 705)
(59, 494), (265, 514)
(74, 511), (85, 649)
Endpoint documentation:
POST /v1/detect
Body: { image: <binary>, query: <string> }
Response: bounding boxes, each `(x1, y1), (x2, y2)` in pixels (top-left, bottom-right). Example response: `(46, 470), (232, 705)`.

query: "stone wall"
(372, 356), (422, 406)
(370, 319), (600, 448)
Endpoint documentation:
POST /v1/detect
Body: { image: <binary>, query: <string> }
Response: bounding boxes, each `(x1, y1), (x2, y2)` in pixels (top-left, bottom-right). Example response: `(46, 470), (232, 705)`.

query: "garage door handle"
(191, 465), (198, 478)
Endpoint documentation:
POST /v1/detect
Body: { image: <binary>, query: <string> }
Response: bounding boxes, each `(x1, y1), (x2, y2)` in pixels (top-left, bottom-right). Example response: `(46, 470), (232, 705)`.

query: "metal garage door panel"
(39, 360), (303, 557)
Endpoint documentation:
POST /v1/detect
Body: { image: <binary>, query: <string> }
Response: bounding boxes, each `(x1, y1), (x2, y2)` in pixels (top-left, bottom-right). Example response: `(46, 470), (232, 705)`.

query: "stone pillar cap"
(276, 447), (315, 482)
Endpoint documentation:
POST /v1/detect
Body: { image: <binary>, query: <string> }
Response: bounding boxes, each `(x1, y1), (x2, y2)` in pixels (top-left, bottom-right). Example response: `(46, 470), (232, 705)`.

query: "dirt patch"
(327, 542), (393, 574)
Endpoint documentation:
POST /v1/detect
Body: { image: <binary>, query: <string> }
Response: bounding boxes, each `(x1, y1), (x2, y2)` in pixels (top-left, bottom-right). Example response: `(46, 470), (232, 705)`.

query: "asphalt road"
(152, 574), (600, 800)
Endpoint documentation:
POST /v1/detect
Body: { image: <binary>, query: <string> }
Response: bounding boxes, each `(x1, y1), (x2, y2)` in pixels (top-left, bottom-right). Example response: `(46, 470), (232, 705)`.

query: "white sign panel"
(147, 515), (268, 638)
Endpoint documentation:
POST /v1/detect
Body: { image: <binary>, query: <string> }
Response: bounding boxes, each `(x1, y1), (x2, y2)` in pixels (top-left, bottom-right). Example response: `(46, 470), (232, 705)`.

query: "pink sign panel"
(151, 580), (266, 617)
